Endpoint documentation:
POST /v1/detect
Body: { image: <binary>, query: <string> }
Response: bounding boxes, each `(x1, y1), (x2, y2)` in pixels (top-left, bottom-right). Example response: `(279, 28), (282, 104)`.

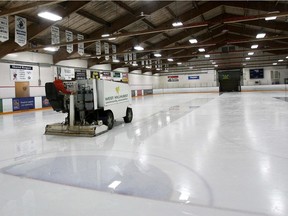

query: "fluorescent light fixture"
(134, 45), (144, 51)
(245, 57), (250, 60)
(256, 33), (266, 38)
(248, 52), (254, 56)
(189, 66), (193, 69)
(156, 68), (161, 71)
(189, 39), (198, 44)
(177, 62), (182, 65)
(251, 44), (258, 49)
(108, 181), (121, 190)
(286, 56), (288, 59)
(167, 58), (174, 62)
(179, 192), (190, 201)
(205, 54), (210, 58)
(38, 12), (62, 21)
(273, 62), (277, 65)
(154, 53), (162, 57)
(108, 37), (116, 41)
(278, 59), (284, 62)
(172, 21), (183, 27)
(44, 47), (58, 52)
(101, 33), (110, 38)
(265, 16), (277, 21)
(214, 64), (218, 67)
(132, 63), (138, 66)
(198, 48), (205, 52)
(212, 61), (216, 64)
(113, 59), (120, 63)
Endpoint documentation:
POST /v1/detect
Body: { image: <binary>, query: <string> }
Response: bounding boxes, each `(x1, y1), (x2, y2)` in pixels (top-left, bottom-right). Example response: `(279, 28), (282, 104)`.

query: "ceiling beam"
(53, 1), (172, 63)
(0, 1), (62, 17)
(0, 1), (90, 59)
(76, 9), (111, 27)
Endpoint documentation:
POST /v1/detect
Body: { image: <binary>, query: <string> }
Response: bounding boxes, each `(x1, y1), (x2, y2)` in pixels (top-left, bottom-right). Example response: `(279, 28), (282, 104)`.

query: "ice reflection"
(2, 155), (173, 201)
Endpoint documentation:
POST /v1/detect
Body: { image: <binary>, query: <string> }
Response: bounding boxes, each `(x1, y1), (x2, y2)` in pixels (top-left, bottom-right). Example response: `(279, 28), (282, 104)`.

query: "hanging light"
(154, 53), (162, 57)
(172, 21), (183, 27)
(101, 33), (110, 38)
(189, 39), (198, 44)
(134, 45), (144, 51)
(256, 33), (266, 38)
(38, 12), (62, 21)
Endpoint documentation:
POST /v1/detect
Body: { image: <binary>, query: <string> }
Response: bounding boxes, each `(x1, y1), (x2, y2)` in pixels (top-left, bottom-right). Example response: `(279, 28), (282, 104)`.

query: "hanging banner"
(104, 42), (109, 60)
(128, 53), (133, 64)
(95, 41), (101, 58)
(0, 16), (9, 42)
(133, 53), (137, 65)
(124, 53), (128, 64)
(51, 26), (60, 50)
(77, 34), (84, 56)
(10, 65), (33, 81)
(65, 30), (73, 53)
(112, 44), (117, 61)
(15, 16), (27, 47)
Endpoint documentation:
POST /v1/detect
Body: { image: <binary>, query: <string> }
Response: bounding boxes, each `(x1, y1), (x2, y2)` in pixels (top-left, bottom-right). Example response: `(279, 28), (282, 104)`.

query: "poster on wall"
(15, 16), (27, 47)
(122, 73), (128, 83)
(10, 65), (33, 81)
(77, 34), (84, 56)
(168, 75), (179, 82)
(51, 26), (60, 50)
(75, 69), (87, 80)
(101, 72), (112, 80)
(12, 97), (35, 111)
(90, 71), (100, 79)
(0, 16), (9, 42)
(188, 76), (199, 80)
(60, 67), (75, 80)
(42, 96), (50, 108)
(65, 30), (73, 53)
(112, 44), (117, 61)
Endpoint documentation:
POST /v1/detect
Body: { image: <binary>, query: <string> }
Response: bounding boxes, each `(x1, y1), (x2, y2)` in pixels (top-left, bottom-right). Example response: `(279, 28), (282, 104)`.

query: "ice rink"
(0, 91), (288, 216)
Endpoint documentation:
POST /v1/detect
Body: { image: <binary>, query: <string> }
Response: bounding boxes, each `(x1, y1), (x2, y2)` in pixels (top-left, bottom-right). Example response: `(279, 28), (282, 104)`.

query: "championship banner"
(10, 65), (33, 81)
(0, 16), (9, 42)
(77, 34), (84, 56)
(15, 16), (27, 47)
(104, 42), (109, 60)
(112, 44), (117, 61)
(122, 73), (128, 83)
(124, 53), (128, 64)
(133, 53), (137, 65)
(65, 30), (73, 53)
(51, 26), (60, 50)
(96, 41), (101, 58)
(128, 53), (132, 64)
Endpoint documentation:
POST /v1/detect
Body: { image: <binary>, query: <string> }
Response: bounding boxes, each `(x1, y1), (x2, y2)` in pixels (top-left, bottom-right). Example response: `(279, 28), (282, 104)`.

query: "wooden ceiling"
(1, 1), (288, 73)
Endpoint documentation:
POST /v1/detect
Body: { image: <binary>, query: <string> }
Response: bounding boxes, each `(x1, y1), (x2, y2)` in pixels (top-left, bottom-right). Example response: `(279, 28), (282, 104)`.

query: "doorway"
(218, 69), (242, 93)
(15, 82), (30, 98)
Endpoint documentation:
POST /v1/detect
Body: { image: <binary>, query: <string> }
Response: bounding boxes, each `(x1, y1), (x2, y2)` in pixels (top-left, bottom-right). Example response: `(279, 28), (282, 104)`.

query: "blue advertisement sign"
(12, 97), (35, 111)
(188, 76), (200, 80)
(42, 96), (51, 107)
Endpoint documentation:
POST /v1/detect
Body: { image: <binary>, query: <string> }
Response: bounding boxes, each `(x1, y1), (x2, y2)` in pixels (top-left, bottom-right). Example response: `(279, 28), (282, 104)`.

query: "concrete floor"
(0, 91), (288, 216)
